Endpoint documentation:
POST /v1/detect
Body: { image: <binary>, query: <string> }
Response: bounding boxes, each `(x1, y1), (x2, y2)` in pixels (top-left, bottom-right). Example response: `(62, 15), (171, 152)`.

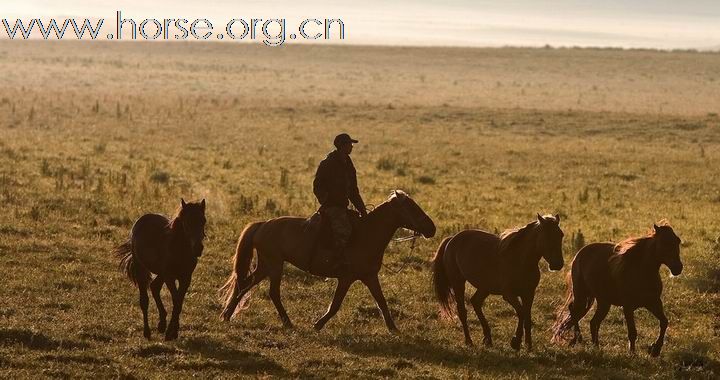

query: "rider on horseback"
(313, 133), (367, 266)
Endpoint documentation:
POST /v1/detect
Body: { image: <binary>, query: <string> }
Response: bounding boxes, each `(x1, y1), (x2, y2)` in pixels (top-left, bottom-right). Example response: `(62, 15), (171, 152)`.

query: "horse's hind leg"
(590, 301), (610, 347)
(452, 282), (473, 346)
(470, 290), (492, 346)
(568, 295), (592, 346)
(268, 265), (293, 328)
(361, 274), (398, 333)
(137, 275), (151, 339)
(150, 276), (167, 333)
(645, 300), (668, 357)
(221, 266), (268, 321)
(520, 293), (535, 350)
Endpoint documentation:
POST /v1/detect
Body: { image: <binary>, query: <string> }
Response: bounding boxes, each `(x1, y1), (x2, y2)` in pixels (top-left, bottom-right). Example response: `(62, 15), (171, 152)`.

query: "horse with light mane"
(220, 190), (436, 332)
(552, 222), (682, 357)
(432, 214), (564, 350)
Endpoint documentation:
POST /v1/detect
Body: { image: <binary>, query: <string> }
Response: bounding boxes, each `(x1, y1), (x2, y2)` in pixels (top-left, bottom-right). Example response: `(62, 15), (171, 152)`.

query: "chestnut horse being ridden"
(432, 214), (564, 350)
(113, 199), (206, 341)
(552, 222), (682, 357)
(220, 190), (435, 332)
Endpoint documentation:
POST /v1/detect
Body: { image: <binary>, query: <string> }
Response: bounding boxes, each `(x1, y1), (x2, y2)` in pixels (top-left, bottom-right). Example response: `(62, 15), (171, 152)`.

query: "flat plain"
(0, 41), (719, 378)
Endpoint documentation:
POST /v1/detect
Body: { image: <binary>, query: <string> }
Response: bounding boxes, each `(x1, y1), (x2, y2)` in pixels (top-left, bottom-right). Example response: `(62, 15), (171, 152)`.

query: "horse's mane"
(370, 190), (409, 214)
(614, 219), (670, 258)
(168, 206), (185, 230)
(498, 220), (539, 255)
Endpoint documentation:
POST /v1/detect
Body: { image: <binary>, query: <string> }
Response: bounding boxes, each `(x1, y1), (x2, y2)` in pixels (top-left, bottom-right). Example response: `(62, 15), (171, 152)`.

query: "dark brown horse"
(432, 214), (564, 350)
(552, 222), (682, 357)
(220, 190), (435, 332)
(113, 199), (206, 341)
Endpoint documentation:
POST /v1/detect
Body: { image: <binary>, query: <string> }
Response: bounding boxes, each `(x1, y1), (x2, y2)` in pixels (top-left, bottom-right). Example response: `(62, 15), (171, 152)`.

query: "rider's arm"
(347, 163), (367, 217)
(313, 160), (330, 205)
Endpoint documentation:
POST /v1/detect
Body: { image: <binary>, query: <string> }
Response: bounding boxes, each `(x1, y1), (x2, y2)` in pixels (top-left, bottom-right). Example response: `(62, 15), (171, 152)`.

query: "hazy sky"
(4, 1), (720, 49)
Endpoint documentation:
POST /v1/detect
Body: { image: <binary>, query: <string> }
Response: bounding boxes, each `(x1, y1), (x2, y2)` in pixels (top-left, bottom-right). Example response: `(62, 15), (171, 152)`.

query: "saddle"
(301, 209), (360, 277)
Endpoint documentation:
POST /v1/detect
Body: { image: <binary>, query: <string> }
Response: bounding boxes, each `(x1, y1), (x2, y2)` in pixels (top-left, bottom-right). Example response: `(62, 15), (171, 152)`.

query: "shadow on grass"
(326, 332), (719, 378)
(329, 332), (545, 375)
(173, 336), (289, 376)
(0, 328), (89, 351)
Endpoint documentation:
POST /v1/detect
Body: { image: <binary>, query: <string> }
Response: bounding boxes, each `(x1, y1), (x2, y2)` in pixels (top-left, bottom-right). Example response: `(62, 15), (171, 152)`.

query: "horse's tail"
(220, 221), (263, 321)
(432, 237), (455, 319)
(113, 239), (149, 287)
(551, 268), (593, 344)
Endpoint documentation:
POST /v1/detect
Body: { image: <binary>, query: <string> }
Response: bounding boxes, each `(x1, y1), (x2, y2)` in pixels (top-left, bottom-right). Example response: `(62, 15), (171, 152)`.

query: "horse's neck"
(168, 219), (188, 250)
(635, 239), (661, 274)
(618, 238), (661, 276)
(358, 203), (400, 257)
(509, 229), (542, 268)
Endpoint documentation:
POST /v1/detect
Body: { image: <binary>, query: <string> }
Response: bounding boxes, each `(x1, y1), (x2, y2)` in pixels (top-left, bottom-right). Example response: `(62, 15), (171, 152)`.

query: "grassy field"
(0, 41), (719, 379)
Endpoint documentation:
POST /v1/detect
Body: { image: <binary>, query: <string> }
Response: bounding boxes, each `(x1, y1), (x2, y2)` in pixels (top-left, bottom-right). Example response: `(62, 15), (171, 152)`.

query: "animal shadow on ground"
(0, 328), (89, 351)
(173, 336), (289, 375)
(328, 332), (547, 376)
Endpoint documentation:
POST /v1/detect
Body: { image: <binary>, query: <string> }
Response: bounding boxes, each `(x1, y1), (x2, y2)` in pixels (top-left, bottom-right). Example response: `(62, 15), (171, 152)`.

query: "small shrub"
(149, 170), (170, 184)
(572, 229), (585, 251)
(377, 157), (395, 171)
(416, 175), (436, 185)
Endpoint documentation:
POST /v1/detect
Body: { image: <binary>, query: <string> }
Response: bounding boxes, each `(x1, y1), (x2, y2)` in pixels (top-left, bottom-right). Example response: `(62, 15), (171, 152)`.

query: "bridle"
(382, 193), (424, 274)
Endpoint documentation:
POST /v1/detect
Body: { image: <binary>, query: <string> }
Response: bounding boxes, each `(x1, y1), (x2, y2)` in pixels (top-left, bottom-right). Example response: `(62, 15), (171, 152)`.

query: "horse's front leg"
(314, 277), (354, 330)
(645, 300), (668, 357)
(502, 293), (524, 351)
(165, 276), (190, 341)
(362, 274), (398, 333)
(623, 306), (637, 352)
(520, 293), (535, 350)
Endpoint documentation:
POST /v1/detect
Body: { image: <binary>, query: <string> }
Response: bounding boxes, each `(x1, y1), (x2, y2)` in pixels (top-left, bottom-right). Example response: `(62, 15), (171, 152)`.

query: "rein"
(365, 197), (423, 274)
(383, 229), (421, 274)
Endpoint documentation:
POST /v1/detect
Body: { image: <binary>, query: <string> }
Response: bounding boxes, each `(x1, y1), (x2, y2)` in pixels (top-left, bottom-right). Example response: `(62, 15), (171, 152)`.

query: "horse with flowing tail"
(432, 214), (564, 350)
(552, 222), (682, 357)
(220, 190), (435, 332)
(113, 199), (206, 341)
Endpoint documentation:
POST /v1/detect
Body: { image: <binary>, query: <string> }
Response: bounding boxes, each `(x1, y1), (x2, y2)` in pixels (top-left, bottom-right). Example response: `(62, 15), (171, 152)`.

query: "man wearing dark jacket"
(313, 133), (367, 262)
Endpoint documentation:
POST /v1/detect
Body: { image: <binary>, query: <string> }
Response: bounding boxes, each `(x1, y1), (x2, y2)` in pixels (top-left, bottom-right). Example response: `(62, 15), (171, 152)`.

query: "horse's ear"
(200, 199), (206, 211)
(555, 214), (560, 224)
(653, 223), (659, 231)
(181, 198), (187, 208)
(537, 213), (544, 223)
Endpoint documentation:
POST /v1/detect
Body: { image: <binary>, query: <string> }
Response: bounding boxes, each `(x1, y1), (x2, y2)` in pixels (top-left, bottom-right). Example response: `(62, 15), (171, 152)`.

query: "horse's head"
(653, 222), (682, 276)
(535, 213), (564, 271)
(389, 190), (436, 238)
(179, 198), (207, 257)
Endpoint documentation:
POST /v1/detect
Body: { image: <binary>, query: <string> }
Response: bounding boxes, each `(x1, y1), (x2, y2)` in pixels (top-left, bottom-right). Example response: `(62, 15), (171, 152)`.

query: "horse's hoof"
(313, 321), (325, 331)
(157, 320), (167, 333)
(648, 343), (662, 357)
(143, 328), (152, 340)
(164, 327), (178, 341)
(483, 338), (493, 347)
(283, 322), (294, 329)
(510, 337), (521, 351)
(388, 325), (399, 335)
(464, 339), (474, 347)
